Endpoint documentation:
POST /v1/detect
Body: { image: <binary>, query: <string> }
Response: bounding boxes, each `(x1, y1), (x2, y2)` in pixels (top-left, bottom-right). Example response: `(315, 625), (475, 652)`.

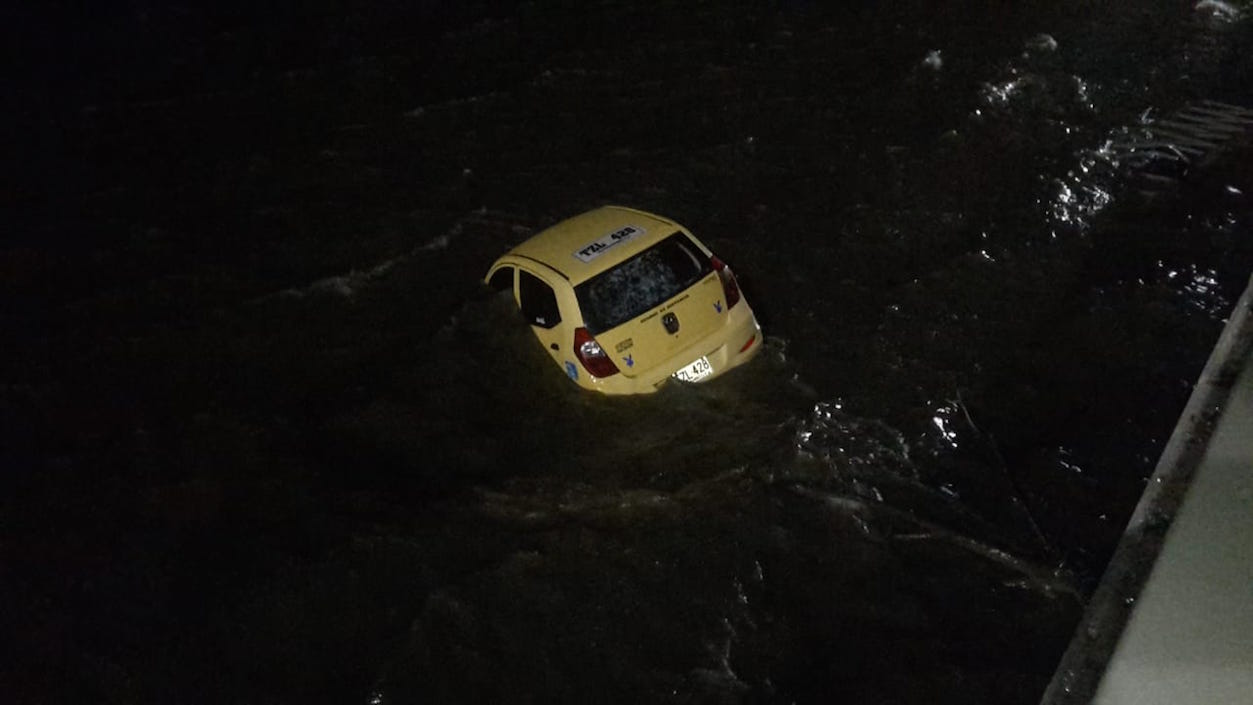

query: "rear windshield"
(575, 232), (712, 333)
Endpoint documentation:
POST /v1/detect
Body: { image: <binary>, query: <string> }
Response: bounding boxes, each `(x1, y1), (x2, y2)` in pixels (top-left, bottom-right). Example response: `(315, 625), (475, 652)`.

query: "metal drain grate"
(1106, 100), (1253, 191)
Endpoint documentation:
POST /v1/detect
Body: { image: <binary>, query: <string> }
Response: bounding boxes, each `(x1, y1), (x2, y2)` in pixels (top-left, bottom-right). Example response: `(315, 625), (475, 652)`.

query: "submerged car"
(485, 206), (763, 394)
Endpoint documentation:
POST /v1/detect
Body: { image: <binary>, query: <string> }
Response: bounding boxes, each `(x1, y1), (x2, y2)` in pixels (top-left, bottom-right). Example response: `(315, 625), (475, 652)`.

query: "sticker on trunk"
(572, 225), (646, 263)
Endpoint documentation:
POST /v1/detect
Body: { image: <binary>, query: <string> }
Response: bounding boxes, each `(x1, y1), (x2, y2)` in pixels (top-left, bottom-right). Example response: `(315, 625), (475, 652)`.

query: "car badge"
(714, 300), (723, 313)
(662, 312), (680, 334)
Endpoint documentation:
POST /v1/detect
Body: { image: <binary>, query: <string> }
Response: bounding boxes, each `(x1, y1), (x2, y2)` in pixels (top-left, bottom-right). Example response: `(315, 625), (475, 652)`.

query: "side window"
(487, 266), (514, 292)
(519, 270), (561, 329)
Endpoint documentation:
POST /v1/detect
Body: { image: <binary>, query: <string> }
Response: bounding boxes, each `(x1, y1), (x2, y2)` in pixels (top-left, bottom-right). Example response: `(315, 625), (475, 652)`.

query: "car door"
(518, 268), (567, 366)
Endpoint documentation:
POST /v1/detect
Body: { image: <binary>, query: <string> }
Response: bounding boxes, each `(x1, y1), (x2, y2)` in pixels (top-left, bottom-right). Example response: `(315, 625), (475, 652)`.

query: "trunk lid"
(587, 272), (727, 377)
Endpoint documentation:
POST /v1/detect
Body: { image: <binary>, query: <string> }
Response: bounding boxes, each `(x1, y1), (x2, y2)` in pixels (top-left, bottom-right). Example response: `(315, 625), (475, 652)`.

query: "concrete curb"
(1042, 271), (1253, 704)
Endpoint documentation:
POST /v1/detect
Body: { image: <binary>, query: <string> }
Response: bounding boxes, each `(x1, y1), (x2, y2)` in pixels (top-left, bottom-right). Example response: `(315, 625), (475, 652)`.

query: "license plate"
(673, 355), (713, 382)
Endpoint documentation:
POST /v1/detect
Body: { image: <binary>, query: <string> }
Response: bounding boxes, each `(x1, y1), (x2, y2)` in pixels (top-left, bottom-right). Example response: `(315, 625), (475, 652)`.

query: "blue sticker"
(623, 354), (634, 368)
(714, 300), (723, 313)
(564, 361), (579, 381)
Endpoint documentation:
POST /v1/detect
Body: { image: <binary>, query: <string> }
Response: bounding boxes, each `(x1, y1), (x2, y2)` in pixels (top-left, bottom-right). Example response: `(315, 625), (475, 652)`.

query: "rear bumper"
(583, 302), (762, 395)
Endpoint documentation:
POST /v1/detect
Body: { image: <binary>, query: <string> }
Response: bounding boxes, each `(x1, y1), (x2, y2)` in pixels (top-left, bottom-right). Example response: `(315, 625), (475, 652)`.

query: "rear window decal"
(572, 225), (646, 263)
(574, 233), (711, 333)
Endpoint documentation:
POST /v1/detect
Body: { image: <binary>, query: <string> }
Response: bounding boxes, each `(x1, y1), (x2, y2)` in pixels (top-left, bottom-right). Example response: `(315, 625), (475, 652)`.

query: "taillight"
(573, 327), (619, 378)
(711, 256), (741, 309)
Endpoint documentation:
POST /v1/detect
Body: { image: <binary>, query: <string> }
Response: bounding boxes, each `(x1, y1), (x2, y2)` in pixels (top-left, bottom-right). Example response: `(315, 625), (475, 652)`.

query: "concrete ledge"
(1042, 272), (1253, 704)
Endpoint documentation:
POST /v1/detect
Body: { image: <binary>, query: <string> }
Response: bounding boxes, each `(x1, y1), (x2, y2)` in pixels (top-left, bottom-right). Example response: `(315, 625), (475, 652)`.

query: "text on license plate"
(673, 356), (713, 382)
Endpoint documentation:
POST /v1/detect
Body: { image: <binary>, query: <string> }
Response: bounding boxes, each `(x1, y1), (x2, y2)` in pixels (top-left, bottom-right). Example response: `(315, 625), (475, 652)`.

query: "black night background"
(3, 2), (1252, 703)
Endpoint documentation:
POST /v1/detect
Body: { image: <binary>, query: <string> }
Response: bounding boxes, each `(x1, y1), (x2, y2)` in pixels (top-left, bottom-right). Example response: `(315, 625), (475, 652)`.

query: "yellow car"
(485, 206), (763, 394)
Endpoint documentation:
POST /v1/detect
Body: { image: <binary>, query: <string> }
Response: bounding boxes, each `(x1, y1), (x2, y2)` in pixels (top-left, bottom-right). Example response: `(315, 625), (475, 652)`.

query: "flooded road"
(4, 2), (1253, 702)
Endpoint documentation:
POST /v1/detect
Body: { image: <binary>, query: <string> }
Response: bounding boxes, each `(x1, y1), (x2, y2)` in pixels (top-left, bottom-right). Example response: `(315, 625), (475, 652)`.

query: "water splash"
(929, 403), (962, 450)
(1048, 101), (1253, 234)
(1160, 261), (1230, 315)
(793, 401), (916, 482)
(1194, 0), (1244, 25)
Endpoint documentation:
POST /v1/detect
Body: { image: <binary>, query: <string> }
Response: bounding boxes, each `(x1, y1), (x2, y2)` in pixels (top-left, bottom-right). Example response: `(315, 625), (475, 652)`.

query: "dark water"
(4, 2), (1253, 703)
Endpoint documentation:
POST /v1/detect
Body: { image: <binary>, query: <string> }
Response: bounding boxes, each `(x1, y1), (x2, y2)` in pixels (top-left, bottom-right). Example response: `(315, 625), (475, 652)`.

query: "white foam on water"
(277, 257), (398, 300)
(402, 91), (508, 119)
(791, 484), (1081, 599)
(1053, 100), (1253, 235)
(1048, 170), (1115, 233)
(1025, 33), (1059, 54)
(265, 227), (457, 301)
(1195, 0), (1244, 24)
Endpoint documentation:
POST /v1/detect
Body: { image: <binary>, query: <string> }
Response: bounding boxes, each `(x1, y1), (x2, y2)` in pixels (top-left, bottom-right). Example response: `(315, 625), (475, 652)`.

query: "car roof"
(505, 206), (688, 285)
